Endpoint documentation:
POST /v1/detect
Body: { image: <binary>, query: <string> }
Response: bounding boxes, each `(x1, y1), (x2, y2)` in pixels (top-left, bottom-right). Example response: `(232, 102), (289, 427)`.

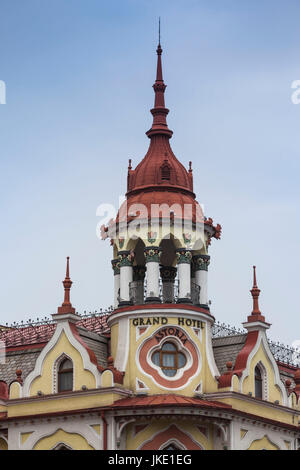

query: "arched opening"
(161, 163), (171, 181)
(58, 358), (73, 393)
(0, 437), (8, 450)
(53, 443), (73, 450)
(255, 365), (263, 399)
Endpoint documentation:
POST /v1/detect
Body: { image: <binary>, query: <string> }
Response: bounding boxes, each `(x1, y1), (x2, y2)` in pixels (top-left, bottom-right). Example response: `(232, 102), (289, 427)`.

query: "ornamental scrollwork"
(176, 249), (192, 264)
(118, 250), (135, 267)
(144, 247), (162, 263)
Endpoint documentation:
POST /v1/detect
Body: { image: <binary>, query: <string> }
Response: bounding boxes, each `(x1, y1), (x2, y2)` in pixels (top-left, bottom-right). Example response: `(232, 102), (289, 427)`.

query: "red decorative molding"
(218, 331), (259, 388)
(140, 424), (202, 450)
(139, 327), (199, 388)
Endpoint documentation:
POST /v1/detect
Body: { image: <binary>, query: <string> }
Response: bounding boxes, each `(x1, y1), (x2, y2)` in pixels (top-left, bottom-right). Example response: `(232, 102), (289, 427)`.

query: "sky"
(0, 0), (300, 346)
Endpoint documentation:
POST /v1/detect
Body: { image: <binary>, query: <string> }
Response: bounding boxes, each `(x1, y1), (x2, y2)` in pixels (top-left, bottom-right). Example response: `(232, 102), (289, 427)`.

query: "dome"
(127, 136), (194, 196)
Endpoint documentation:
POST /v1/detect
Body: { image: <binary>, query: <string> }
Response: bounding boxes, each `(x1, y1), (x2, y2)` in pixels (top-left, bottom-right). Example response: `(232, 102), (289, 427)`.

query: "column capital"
(144, 246), (162, 263)
(160, 266), (177, 282)
(176, 248), (193, 265)
(193, 254), (210, 271)
(133, 265), (146, 281)
(118, 250), (135, 268)
(111, 258), (121, 275)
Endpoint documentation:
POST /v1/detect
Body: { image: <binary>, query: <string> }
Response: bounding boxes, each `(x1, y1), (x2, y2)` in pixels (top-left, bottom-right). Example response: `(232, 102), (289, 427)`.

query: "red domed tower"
(104, 39), (221, 311)
(102, 38), (222, 396)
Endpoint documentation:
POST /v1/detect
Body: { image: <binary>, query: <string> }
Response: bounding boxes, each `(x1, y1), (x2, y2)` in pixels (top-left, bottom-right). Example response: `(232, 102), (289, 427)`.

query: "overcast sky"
(0, 0), (300, 346)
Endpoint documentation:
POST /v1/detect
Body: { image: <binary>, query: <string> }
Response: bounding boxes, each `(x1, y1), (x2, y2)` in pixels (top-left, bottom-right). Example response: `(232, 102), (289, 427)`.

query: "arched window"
(161, 164), (171, 181)
(151, 342), (186, 377)
(58, 358), (73, 392)
(255, 365), (263, 399)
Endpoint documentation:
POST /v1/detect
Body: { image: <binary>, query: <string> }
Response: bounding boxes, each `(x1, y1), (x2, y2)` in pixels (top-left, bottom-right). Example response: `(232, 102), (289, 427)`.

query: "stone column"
(131, 266), (146, 305)
(176, 249), (192, 303)
(118, 250), (134, 306)
(111, 259), (120, 309)
(160, 266), (177, 304)
(193, 254), (210, 308)
(144, 247), (162, 303)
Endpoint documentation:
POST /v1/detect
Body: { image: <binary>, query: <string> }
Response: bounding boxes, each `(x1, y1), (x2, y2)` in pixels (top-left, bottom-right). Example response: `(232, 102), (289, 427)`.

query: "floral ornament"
(147, 231), (157, 244)
(194, 255), (210, 271)
(214, 223), (222, 240)
(119, 237), (125, 249)
(183, 233), (192, 246)
(205, 217), (213, 226)
(111, 259), (121, 275)
(176, 250), (192, 264)
(118, 250), (135, 267)
(144, 247), (161, 263)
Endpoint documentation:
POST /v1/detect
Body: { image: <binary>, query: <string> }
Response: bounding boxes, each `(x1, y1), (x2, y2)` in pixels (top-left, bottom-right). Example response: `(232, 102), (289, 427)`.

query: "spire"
(57, 257), (76, 314)
(146, 23), (173, 139)
(247, 266), (265, 323)
(251, 266), (261, 315)
(125, 27), (195, 203)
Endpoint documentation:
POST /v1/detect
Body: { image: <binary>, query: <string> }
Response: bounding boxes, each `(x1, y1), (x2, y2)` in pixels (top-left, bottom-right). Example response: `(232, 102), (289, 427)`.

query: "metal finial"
(158, 17), (161, 46)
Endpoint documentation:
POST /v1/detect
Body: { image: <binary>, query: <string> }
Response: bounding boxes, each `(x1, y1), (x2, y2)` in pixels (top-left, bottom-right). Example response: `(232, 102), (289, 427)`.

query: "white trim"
(52, 353), (74, 394)
(159, 438), (186, 450)
(135, 324), (201, 391)
(51, 442), (73, 450)
(255, 360), (268, 400)
(7, 386), (131, 406)
(23, 321), (102, 397)
(0, 434), (8, 445)
(236, 423), (288, 450)
(114, 317), (130, 372)
(193, 381), (203, 395)
(108, 307), (214, 328)
(202, 391), (299, 417)
(136, 325), (150, 341)
(135, 377), (149, 393)
(239, 330), (287, 405)
(137, 424), (203, 450)
(206, 322), (221, 378)
(146, 336), (193, 382)
(9, 417), (102, 450)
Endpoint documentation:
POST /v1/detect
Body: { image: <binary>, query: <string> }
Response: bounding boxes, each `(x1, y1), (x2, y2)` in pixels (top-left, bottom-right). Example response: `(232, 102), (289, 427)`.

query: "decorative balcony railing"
(129, 279), (200, 306)
(1, 311), (300, 367)
(212, 322), (300, 367)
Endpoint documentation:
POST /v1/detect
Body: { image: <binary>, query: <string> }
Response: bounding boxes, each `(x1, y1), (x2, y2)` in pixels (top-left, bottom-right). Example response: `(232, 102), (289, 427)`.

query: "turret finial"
(57, 257), (76, 314)
(246, 265), (266, 323)
(251, 266), (261, 315)
(146, 24), (173, 139)
(158, 17), (161, 47)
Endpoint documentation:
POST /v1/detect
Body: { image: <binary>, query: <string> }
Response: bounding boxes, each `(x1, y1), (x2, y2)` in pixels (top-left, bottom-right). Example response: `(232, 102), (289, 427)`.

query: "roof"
(0, 313), (111, 385)
(0, 313), (110, 349)
(112, 394), (232, 410)
(76, 326), (108, 368)
(212, 334), (247, 375)
(0, 348), (42, 385)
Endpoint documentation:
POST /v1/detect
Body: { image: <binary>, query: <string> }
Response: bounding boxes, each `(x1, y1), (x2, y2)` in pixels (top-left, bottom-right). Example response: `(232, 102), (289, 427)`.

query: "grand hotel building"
(0, 39), (300, 451)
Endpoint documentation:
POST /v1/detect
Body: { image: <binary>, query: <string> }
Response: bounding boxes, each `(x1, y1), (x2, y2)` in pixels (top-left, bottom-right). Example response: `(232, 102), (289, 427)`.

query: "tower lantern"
(103, 39), (222, 396)
(104, 40), (221, 310)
